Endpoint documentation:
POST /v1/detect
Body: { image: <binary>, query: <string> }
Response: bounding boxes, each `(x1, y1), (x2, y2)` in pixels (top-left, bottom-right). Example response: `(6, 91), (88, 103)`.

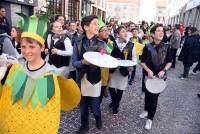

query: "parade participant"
(126, 22), (135, 41)
(45, 21), (73, 77)
(108, 18), (117, 37)
(98, 18), (115, 103)
(0, 13), (81, 134)
(72, 15), (106, 133)
(67, 20), (81, 81)
(55, 14), (65, 29)
(128, 27), (143, 85)
(67, 20), (80, 46)
(140, 24), (172, 130)
(108, 26), (135, 115)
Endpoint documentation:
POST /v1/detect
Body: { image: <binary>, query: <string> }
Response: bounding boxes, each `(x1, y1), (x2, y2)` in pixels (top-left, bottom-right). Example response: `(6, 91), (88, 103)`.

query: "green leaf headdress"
(98, 17), (106, 31)
(16, 13), (48, 45)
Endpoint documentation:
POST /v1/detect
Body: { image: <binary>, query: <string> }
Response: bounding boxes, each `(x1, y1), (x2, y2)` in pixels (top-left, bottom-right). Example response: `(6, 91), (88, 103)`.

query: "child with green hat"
(0, 13), (81, 134)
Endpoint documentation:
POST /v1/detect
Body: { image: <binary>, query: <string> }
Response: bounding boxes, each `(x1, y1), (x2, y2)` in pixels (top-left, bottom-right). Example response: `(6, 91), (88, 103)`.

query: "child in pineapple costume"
(0, 13), (81, 134)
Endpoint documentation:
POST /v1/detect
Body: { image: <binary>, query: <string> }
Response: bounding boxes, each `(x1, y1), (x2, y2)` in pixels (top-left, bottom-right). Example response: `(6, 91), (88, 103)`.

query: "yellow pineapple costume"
(0, 13), (81, 134)
(99, 18), (114, 86)
(131, 37), (145, 63)
(0, 63), (80, 134)
(101, 39), (114, 86)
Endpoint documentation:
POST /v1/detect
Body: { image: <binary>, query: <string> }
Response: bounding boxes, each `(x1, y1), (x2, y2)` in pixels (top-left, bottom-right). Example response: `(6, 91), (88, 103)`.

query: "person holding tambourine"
(140, 24), (172, 130)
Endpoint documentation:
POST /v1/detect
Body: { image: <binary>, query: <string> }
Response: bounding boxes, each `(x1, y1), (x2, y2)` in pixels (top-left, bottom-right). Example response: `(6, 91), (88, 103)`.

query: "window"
(68, 0), (80, 20)
(47, 0), (65, 15)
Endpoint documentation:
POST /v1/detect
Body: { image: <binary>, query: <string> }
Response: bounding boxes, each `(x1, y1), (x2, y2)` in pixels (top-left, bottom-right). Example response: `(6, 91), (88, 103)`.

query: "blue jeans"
(80, 96), (101, 127)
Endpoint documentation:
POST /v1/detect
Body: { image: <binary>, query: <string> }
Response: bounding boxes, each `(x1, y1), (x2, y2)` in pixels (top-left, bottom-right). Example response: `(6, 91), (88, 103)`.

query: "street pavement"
(58, 61), (200, 134)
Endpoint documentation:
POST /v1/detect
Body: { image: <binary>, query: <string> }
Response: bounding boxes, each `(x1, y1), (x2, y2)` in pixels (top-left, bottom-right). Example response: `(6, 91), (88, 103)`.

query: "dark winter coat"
(178, 33), (200, 65)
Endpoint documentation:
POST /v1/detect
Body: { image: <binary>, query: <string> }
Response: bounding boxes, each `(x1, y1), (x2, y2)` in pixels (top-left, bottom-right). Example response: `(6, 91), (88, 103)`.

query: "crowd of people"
(0, 4), (200, 134)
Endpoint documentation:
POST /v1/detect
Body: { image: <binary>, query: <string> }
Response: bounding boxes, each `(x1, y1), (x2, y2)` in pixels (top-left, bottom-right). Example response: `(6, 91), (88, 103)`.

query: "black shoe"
(128, 79), (133, 85)
(128, 81), (132, 85)
(96, 120), (102, 129)
(103, 89), (108, 97)
(76, 126), (89, 134)
(197, 94), (200, 98)
(109, 103), (113, 108)
(113, 108), (119, 115)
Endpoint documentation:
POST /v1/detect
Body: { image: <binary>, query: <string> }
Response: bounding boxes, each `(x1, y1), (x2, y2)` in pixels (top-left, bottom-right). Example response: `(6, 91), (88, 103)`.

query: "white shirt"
(46, 34), (73, 57)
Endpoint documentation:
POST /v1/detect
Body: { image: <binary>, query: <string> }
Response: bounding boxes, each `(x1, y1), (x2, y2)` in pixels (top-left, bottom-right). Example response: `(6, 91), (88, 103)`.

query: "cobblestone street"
(58, 61), (200, 134)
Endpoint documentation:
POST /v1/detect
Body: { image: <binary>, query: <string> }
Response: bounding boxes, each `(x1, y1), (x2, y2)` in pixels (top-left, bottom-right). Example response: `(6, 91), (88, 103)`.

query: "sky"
(139, 0), (157, 23)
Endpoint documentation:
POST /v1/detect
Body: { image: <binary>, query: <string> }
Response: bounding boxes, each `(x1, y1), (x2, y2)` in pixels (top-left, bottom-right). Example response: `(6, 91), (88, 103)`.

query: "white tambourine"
(118, 60), (137, 67)
(83, 52), (119, 68)
(145, 77), (167, 94)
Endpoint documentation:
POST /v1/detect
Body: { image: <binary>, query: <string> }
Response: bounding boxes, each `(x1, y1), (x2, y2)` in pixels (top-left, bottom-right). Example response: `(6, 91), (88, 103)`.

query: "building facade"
(0, 0), (37, 26)
(45, 0), (94, 20)
(81, 0), (95, 18)
(90, 0), (107, 20)
(167, 0), (200, 29)
(154, 0), (168, 24)
(106, 0), (140, 23)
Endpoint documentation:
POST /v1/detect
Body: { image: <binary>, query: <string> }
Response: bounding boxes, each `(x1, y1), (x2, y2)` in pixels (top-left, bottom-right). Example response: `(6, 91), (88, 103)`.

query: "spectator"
(10, 26), (22, 54)
(169, 24), (181, 68)
(0, 33), (17, 58)
(178, 27), (199, 79)
(0, 6), (10, 35)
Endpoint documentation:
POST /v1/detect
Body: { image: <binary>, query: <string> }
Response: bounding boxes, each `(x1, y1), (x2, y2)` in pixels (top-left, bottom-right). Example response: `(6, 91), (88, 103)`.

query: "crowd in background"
(1, 4), (200, 133)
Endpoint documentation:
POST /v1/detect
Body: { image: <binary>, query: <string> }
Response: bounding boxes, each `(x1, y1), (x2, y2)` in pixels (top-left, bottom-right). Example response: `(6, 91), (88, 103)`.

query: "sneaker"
(128, 79), (133, 85)
(96, 120), (102, 129)
(140, 91), (145, 99)
(76, 126), (89, 134)
(197, 94), (200, 98)
(103, 88), (108, 97)
(178, 75), (186, 80)
(109, 103), (113, 108)
(113, 108), (119, 115)
(144, 119), (153, 130)
(139, 111), (148, 118)
(190, 71), (197, 75)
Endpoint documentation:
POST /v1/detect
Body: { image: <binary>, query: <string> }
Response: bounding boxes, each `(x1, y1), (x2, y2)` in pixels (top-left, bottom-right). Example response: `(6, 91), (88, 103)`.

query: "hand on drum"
(82, 59), (90, 65)
(147, 70), (155, 79)
(158, 70), (165, 79)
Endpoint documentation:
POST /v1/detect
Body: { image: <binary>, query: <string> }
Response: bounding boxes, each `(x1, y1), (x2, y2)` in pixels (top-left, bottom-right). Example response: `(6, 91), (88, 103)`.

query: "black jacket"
(0, 17), (10, 35)
(72, 34), (106, 84)
(110, 41), (134, 77)
(178, 33), (200, 65)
